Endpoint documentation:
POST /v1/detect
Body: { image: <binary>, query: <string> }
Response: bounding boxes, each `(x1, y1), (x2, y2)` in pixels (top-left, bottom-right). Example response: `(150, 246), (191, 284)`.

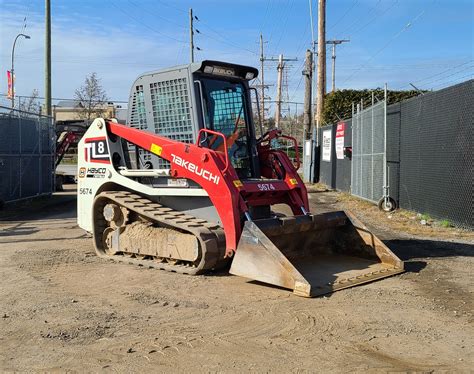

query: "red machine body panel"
(107, 121), (308, 256)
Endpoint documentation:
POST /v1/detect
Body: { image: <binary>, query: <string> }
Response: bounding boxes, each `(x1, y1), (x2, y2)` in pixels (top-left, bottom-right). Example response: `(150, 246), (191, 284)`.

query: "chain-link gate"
(0, 107), (55, 205)
(351, 99), (392, 207)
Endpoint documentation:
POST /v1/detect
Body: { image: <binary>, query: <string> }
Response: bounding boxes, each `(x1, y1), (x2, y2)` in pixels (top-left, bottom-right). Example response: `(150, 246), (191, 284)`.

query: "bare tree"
(19, 89), (41, 114)
(74, 72), (108, 120)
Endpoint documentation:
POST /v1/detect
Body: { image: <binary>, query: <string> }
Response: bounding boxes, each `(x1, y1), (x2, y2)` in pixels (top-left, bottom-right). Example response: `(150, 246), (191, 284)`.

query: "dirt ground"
(1, 185), (473, 373)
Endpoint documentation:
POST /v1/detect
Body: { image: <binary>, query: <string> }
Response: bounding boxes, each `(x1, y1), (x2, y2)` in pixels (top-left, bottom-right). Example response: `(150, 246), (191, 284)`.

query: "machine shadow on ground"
(0, 188), (77, 222)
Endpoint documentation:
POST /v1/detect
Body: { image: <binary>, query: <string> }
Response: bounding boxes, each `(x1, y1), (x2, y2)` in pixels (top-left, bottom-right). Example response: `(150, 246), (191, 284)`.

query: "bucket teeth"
(230, 211), (404, 297)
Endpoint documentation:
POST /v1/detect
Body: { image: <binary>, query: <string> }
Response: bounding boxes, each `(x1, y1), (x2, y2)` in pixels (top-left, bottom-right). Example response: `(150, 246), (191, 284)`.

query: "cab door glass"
(200, 78), (252, 179)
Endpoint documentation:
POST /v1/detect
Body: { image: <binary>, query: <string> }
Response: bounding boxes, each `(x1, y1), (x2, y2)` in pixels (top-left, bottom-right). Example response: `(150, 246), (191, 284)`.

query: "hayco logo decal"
(171, 154), (220, 185)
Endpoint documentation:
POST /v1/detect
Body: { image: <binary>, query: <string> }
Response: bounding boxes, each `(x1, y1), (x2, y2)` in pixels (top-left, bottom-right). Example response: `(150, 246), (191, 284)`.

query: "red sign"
(336, 122), (345, 138)
(335, 122), (345, 159)
(7, 70), (13, 99)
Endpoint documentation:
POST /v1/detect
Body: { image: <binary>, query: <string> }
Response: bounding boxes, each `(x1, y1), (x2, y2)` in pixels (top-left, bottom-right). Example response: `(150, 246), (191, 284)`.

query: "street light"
(11, 33), (31, 109)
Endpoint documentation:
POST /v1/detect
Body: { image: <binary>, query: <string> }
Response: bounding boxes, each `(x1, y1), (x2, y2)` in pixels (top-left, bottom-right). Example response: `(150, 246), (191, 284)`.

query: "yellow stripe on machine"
(150, 143), (162, 156)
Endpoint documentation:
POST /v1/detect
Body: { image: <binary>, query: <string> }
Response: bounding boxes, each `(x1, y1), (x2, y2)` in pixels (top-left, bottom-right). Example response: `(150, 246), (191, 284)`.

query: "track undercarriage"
(93, 191), (229, 274)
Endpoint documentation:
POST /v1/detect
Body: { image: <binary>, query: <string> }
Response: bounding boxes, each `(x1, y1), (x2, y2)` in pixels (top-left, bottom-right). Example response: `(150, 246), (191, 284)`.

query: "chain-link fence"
(0, 106), (55, 205)
(318, 79), (473, 229)
(396, 80), (473, 229)
(351, 100), (386, 203)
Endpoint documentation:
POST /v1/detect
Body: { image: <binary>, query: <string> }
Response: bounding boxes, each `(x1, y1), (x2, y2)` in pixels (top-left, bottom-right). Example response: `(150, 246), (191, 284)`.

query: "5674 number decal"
(79, 188), (93, 195)
(257, 183), (276, 191)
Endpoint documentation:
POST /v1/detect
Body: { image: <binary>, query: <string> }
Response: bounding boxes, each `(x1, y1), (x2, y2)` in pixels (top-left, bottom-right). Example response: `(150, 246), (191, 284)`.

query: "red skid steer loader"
(77, 60), (403, 297)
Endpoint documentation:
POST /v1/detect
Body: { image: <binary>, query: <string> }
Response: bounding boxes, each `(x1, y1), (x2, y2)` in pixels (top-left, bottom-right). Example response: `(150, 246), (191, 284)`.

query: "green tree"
(322, 89), (423, 126)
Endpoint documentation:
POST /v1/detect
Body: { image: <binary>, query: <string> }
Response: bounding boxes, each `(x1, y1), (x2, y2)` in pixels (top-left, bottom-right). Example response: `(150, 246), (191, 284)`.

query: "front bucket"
(229, 211), (404, 297)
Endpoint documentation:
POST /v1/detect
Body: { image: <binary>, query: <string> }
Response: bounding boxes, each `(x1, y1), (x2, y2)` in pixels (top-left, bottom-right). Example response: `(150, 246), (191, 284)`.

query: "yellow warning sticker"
(289, 178), (298, 185)
(150, 143), (162, 156)
(233, 180), (243, 188)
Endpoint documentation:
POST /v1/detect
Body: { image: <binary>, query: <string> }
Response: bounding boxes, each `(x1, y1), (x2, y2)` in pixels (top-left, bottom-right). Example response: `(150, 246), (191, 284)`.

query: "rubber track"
(93, 191), (228, 275)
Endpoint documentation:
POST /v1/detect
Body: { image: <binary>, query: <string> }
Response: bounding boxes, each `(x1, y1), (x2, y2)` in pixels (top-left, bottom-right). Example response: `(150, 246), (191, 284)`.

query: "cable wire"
(108, 0), (187, 43)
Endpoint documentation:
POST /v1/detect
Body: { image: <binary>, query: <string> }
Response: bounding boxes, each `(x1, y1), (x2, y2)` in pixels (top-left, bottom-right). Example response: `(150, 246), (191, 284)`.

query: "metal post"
(260, 33), (265, 123)
(316, 0), (326, 135)
(326, 39), (349, 93)
(383, 83), (388, 204)
(303, 49), (313, 183)
(19, 115), (22, 198)
(45, 0), (51, 116)
(189, 8), (194, 63)
(309, 0), (316, 145)
(11, 40), (16, 109)
(331, 43), (336, 92)
(351, 102), (355, 194)
(358, 103), (362, 197)
(11, 33), (31, 109)
(38, 117), (42, 194)
(371, 91), (374, 201)
(275, 54), (283, 128)
(303, 50), (312, 139)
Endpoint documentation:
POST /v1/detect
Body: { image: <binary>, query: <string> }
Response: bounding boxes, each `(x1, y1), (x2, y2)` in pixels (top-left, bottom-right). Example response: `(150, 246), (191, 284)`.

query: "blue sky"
(0, 0), (472, 113)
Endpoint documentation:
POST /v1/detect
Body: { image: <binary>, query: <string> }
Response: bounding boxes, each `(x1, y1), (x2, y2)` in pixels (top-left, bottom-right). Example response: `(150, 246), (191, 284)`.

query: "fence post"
(38, 117), (42, 194)
(371, 92), (375, 201)
(383, 83), (388, 204)
(350, 102), (354, 194)
(19, 114), (22, 198)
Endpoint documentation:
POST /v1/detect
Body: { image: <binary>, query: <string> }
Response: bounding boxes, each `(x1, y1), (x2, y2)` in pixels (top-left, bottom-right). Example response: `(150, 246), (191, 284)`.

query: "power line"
(328, 0), (358, 33)
(419, 65), (474, 87)
(266, 0), (291, 52)
(188, 12), (258, 56)
(336, 0), (385, 39)
(398, 60), (473, 89)
(126, 0), (187, 29)
(196, 29), (258, 56)
(0, 93), (128, 104)
(108, 0), (186, 43)
(430, 73), (473, 90)
(153, 0), (187, 14)
(260, 0), (272, 34)
(341, 6), (430, 85)
(5, 54), (178, 68)
(271, 0), (295, 55)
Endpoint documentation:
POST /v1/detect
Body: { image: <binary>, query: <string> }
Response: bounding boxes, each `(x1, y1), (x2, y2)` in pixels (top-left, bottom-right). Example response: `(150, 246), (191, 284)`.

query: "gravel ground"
(0, 185), (472, 372)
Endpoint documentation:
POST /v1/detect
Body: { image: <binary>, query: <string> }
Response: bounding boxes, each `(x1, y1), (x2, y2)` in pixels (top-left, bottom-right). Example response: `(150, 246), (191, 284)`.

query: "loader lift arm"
(106, 121), (309, 257)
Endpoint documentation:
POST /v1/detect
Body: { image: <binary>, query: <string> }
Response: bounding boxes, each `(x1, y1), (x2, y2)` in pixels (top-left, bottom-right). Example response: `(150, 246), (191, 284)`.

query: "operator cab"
(193, 61), (260, 180)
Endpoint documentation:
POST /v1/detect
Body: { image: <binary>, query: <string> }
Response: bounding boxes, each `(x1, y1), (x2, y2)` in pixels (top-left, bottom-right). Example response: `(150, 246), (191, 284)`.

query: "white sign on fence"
(335, 122), (345, 160)
(322, 129), (332, 162)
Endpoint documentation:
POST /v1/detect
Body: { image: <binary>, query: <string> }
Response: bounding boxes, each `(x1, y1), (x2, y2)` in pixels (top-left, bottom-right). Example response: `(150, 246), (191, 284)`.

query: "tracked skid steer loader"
(77, 61), (404, 297)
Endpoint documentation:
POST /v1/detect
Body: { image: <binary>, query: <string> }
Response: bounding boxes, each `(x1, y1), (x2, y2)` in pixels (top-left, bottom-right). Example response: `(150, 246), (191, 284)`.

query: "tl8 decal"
(84, 137), (110, 164)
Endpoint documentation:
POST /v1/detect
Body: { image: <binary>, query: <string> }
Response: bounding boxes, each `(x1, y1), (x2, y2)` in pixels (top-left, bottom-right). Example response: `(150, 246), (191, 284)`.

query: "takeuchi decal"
(84, 137), (110, 164)
(171, 153), (220, 185)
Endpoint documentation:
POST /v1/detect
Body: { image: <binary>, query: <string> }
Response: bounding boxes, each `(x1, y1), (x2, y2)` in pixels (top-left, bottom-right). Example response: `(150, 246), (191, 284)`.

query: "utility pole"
(309, 0), (317, 138)
(259, 52), (296, 128)
(189, 8), (194, 63)
(327, 39), (349, 92)
(259, 33), (265, 122)
(45, 0), (52, 116)
(275, 54), (284, 128)
(303, 49), (313, 139)
(316, 0), (326, 129)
